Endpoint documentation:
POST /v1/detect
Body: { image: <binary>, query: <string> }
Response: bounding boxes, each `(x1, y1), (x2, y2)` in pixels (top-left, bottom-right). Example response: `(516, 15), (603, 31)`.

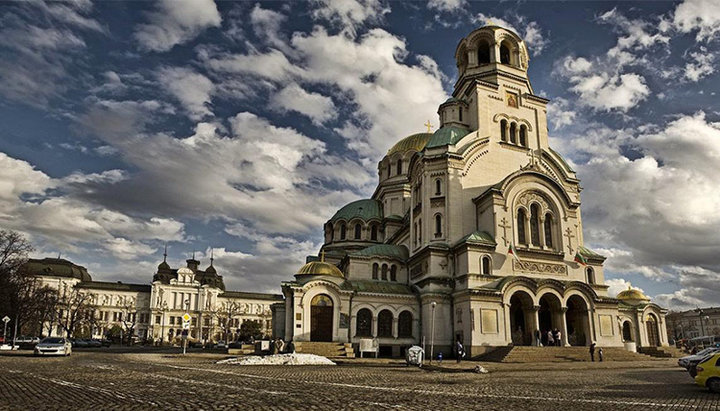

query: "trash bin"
(406, 345), (424, 367)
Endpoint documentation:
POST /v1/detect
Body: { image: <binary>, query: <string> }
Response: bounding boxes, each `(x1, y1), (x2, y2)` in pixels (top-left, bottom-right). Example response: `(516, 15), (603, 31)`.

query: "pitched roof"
(23, 258), (92, 282)
(351, 244), (409, 261)
(75, 281), (150, 293)
(578, 246), (606, 261)
(345, 280), (414, 295)
(454, 230), (496, 247)
(426, 126), (471, 149)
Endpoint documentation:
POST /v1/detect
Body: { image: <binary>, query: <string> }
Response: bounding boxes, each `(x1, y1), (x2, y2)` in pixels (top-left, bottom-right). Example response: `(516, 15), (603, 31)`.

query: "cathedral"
(275, 25), (669, 357)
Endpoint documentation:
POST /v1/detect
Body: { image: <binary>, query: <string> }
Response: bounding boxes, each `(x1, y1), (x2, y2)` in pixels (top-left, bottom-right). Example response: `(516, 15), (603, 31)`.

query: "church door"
(646, 315), (660, 347)
(310, 294), (334, 342)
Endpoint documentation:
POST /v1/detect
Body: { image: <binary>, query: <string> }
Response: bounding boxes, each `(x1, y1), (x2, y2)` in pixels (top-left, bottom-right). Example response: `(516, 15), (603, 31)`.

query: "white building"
(276, 24), (668, 357)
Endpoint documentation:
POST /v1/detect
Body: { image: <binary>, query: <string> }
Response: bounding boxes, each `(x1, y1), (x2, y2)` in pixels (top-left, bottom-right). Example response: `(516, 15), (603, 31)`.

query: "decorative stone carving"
(512, 259), (567, 275)
(517, 191), (551, 212)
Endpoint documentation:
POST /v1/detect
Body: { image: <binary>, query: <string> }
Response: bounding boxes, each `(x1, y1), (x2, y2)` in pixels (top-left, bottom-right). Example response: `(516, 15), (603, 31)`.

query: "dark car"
(100, 338), (112, 347)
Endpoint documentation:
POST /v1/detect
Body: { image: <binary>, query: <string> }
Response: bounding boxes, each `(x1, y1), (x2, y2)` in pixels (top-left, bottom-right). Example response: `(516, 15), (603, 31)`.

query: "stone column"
(561, 307), (570, 346)
(532, 305), (541, 346)
(372, 315), (378, 338)
(538, 216), (546, 248)
(503, 302), (511, 344)
(392, 318), (398, 339)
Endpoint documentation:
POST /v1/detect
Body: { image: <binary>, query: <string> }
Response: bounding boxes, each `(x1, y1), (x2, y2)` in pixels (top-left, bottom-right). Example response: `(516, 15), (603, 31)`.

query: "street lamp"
(430, 301), (437, 364)
(695, 308), (706, 337)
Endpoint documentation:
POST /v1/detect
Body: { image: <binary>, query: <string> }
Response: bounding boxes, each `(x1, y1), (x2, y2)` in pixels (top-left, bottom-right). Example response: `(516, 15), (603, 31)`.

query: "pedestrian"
(589, 342), (596, 362)
(456, 339), (464, 364)
(547, 330), (555, 347)
(534, 329), (542, 347)
(554, 328), (562, 347)
(438, 351), (443, 364)
(598, 347), (604, 362)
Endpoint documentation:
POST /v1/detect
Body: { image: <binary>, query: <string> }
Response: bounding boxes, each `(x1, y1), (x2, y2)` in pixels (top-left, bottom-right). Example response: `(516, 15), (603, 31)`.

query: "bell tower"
(442, 25), (550, 152)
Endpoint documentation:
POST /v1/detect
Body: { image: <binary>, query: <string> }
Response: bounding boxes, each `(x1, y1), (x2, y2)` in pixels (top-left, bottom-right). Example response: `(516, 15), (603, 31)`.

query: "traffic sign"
(2, 316), (9, 323)
(182, 313), (191, 322)
(182, 321), (190, 330)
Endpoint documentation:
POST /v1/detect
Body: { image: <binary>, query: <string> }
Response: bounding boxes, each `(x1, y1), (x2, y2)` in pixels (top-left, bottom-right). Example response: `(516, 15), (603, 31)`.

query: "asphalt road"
(0, 350), (718, 410)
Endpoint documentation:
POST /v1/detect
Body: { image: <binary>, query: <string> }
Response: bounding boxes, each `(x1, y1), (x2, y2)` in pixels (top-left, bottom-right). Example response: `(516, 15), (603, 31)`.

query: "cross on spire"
(163, 243), (167, 263)
(320, 250), (326, 262)
(424, 120), (433, 133)
(210, 248), (214, 265)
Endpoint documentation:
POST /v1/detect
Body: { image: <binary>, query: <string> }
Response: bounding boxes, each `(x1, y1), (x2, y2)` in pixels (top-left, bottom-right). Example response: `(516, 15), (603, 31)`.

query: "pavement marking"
(151, 363), (705, 409)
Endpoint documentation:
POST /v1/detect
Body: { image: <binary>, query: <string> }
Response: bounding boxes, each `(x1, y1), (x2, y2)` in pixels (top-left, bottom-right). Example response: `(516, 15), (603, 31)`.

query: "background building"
(277, 24), (669, 357)
(666, 307), (720, 340)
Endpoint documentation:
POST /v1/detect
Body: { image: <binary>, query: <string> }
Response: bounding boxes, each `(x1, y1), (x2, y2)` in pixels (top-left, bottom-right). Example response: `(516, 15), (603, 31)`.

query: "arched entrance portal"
(622, 321), (633, 342)
(538, 293), (562, 346)
(566, 295), (589, 346)
(310, 294), (334, 342)
(646, 314), (660, 347)
(509, 291), (534, 346)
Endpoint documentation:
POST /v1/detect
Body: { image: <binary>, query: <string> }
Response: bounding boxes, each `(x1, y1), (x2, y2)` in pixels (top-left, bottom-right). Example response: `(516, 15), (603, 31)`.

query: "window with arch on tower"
(481, 255), (492, 275)
(372, 263), (378, 280)
(435, 178), (442, 196)
(519, 124), (527, 147)
(586, 267), (595, 284)
(517, 208), (527, 245)
(396, 159), (402, 175)
(478, 40), (491, 64)
(500, 43), (511, 64)
(544, 213), (553, 247)
(354, 223), (362, 240)
(340, 223), (346, 240)
(381, 264), (388, 281)
(387, 162), (391, 178)
(500, 119), (508, 141)
(530, 204), (541, 246)
(371, 225), (378, 241)
(459, 107), (463, 122)
(434, 214), (442, 237)
(390, 265), (397, 281)
(510, 122), (517, 144)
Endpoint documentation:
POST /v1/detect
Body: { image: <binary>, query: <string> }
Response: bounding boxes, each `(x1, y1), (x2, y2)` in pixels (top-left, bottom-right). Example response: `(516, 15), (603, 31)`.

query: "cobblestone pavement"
(1, 350), (718, 410)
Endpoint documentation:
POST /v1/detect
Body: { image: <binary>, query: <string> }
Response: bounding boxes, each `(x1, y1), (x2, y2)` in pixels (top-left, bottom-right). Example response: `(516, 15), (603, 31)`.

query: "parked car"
(679, 347), (720, 368)
(15, 336), (40, 344)
(228, 341), (243, 349)
(213, 341), (228, 349)
(100, 338), (112, 347)
(34, 337), (72, 356)
(87, 339), (102, 348)
(72, 339), (90, 348)
(695, 352), (720, 393)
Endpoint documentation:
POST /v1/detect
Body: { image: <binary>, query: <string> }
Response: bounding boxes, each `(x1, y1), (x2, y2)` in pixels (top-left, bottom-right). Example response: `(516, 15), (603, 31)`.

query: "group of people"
(533, 328), (563, 347)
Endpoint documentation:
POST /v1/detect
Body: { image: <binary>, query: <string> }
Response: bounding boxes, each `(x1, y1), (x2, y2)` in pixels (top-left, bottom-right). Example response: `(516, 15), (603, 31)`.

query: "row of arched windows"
(516, 205), (555, 249)
(356, 308), (413, 338)
(475, 39), (520, 67)
(500, 119), (528, 147)
(385, 159), (403, 179)
(372, 263), (398, 281)
(328, 222), (380, 243)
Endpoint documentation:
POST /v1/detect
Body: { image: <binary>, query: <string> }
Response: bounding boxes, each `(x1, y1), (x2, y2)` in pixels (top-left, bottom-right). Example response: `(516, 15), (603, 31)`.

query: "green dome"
(330, 199), (383, 222)
(426, 126), (470, 149)
(387, 133), (432, 156)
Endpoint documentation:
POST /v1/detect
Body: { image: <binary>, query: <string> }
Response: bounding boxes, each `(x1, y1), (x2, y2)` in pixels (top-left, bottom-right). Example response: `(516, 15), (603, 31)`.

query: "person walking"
(547, 330), (555, 347)
(456, 339), (464, 364)
(598, 347), (604, 362)
(589, 342), (596, 362)
(554, 328), (562, 347)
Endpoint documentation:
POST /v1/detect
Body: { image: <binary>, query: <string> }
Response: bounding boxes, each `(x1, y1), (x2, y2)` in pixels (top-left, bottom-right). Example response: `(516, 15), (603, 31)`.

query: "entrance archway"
(566, 295), (589, 346)
(310, 294), (334, 342)
(509, 291), (534, 346)
(622, 321), (633, 342)
(646, 314), (660, 347)
(538, 293), (562, 346)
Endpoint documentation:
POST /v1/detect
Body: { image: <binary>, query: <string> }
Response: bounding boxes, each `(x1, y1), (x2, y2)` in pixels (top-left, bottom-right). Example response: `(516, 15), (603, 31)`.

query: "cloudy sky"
(1, 0), (718, 310)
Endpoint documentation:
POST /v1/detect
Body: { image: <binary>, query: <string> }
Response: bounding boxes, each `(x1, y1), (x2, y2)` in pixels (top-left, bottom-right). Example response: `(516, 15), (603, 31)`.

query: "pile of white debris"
(217, 353), (336, 366)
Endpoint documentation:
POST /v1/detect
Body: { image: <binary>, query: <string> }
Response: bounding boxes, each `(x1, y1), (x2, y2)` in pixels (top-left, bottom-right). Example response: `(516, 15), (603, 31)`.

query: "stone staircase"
(294, 342), (355, 358)
(481, 346), (657, 363)
(639, 346), (686, 358)
(227, 344), (255, 355)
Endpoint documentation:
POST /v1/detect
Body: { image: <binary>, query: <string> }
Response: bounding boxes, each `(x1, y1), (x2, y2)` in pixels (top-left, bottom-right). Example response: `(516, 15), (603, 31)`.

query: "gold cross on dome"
(425, 120), (433, 133)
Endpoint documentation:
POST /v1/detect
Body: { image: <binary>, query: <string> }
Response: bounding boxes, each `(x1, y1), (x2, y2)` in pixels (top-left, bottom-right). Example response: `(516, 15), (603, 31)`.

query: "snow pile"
(473, 365), (489, 374)
(217, 353), (336, 366)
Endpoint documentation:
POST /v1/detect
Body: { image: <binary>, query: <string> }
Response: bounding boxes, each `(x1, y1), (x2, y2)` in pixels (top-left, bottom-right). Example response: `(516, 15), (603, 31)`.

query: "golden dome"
(617, 287), (650, 305)
(387, 133), (432, 156)
(295, 261), (344, 278)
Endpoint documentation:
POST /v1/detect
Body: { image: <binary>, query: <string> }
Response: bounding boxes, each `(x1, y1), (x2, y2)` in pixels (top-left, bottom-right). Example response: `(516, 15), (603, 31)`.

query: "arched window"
(340, 223), (346, 240)
(481, 256), (491, 275)
(517, 208), (527, 245)
(510, 122), (517, 144)
(622, 321), (633, 342)
(372, 263), (379, 280)
(354, 223), (362, 240)
(387, 162), (391, 177)
(459, 107), (463, 122)
(530, 204), (540, 246)
(398, 311), (413, 338)
(327, 223), (334, 242)
(478, 40), (491, 64)
(500, 43), (511, 64)
(413, 222), (417, 245)
(378, 310), (393, 337)
(544, 213), (553, 248)
(396, 159), (402, 175)
(390, 265), (397, 281)
(519, 125), (527, 147)
(435, 214), (442, 237)
(500, 119), (507, 141)
(356, 308), (372, 337)
(381, 264), (388, 281)
(435, 179), (442, 195)
(418, 219), (422, 243)
(371, 225), (378, 241)
(586, 267), (595, 284)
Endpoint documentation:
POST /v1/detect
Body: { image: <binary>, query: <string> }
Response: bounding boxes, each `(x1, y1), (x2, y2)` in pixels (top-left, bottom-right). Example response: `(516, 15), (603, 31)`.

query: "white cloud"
(563, 67), (650, 112)
(78, 99), (175, 139)
(684, 48), (715, 82)
(250, 3), (288, 50)
(427, 0), (466, 12)
(605, 278), (644, 299)
(269, 83), (337, 125)
(104, 238), (156, 260)
(134, 0), (221, 52)
(546, 98), (577, 129)
(471, 13), (548, 56)
(673, 0), (720, 41)
(157, 67), (215, 120)
(311, 0), (390, 34)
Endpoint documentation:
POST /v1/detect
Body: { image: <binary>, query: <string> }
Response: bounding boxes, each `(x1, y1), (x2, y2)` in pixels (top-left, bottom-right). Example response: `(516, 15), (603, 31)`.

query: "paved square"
(0, 351), (718, 410)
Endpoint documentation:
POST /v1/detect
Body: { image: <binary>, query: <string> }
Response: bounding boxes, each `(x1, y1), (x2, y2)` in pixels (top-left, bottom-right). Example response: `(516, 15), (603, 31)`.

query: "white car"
(678, 347), (720, 368)
(34, 337), (72, 356)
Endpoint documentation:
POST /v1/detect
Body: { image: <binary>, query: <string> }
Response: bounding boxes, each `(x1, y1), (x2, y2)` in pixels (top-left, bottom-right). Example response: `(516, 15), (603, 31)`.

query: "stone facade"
(27, 257), (281, 343)
(278, 25), (668, 356)
(666, 307), (720, 340)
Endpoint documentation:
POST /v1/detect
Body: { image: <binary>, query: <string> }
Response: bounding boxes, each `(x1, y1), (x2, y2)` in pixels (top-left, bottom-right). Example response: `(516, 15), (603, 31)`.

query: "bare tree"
(57, 288), (95, 338)
(218, 302), (242, 342)
(120, 299), (138, 344)
(0, 230), (35, 337)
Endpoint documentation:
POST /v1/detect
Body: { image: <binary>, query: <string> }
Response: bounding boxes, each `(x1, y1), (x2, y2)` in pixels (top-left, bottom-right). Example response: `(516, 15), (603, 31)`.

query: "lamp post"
(430, 301), (437, 364)
(695, 308), (706, 337)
